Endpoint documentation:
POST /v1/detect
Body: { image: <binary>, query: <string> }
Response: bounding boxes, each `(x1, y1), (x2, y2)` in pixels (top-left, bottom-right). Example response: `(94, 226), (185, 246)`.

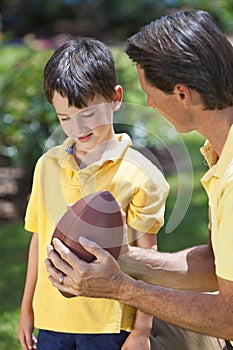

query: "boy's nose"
(71, 115), (87, 134)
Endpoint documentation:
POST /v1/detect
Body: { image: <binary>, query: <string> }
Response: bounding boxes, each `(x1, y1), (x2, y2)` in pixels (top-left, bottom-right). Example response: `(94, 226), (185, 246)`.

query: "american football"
(51, 190), (125, 263)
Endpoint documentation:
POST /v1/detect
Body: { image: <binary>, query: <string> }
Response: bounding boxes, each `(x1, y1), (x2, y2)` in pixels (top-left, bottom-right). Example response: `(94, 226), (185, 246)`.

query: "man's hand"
(45, 237), (125, 299)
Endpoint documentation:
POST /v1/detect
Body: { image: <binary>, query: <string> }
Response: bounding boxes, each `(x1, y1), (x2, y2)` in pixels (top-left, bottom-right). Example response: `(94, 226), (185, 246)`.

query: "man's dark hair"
(126, 10), (233, 110)
(44, 37), (117, 108)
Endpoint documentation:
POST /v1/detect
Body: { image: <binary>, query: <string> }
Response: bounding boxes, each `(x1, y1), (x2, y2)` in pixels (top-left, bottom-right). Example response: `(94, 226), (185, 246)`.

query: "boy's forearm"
(133, 310), (153, 336)
(129, 232), (154, 336)
(21, 233), (38, 308)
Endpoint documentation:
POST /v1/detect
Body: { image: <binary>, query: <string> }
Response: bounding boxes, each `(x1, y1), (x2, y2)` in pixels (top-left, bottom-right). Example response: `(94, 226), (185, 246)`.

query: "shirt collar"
(200, 140), (218, 168)
(46, 133), (132, 168)
(201, 124), (233, 182)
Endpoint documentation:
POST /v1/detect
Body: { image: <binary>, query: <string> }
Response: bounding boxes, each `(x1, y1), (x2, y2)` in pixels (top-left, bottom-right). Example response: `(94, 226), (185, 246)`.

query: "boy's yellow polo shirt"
(201, 125), (233, 282)
(25, 133), (169, 333)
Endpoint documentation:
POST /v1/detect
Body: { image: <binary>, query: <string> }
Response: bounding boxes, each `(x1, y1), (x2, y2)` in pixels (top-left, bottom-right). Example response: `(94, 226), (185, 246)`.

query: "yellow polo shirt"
(201, 125), (233, 282)
(25, 133), (169, 333)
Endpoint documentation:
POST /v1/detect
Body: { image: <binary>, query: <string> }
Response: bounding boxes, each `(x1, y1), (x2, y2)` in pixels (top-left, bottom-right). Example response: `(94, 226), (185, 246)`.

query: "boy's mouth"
(77, 132), (93, 142)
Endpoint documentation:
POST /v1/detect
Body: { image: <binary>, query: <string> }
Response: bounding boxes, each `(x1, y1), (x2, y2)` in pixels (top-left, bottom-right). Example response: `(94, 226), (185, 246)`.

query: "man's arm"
(117, 272), (233, 341)
(119, 228), (218, 292)
(120, 211), (218, 293)
(46, 238), (233, 341)
(119, 242), (218, 292)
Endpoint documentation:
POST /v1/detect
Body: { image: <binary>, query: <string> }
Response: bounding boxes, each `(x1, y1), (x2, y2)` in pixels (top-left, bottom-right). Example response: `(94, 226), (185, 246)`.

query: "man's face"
(136, 66), (192, 133)
(52, 91), (116, 155)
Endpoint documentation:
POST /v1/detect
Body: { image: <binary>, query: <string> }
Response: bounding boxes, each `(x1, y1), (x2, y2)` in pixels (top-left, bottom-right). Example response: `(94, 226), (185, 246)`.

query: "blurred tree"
(176, 0), (233, 32)
(1, 0), (232, 42)
(0, 45), (55, 167)
(0, 0), (177, 41)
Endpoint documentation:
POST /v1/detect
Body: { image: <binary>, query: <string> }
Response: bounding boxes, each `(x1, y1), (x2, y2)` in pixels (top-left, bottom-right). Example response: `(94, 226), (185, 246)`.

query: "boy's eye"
(61, 117), (71, 122)
(81, 112), (95, 118)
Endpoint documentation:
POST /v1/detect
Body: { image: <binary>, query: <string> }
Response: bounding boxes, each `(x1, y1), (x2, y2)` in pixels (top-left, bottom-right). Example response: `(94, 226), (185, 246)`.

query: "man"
(46, 9), (233, 349)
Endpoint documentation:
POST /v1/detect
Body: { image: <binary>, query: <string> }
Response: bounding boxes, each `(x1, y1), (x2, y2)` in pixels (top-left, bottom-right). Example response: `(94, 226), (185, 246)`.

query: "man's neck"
(196, 106), (233, 156)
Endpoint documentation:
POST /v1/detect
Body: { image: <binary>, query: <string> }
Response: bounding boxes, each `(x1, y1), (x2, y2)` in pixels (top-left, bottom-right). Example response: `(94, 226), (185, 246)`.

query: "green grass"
(0, 309), (21, 349)
(0, 221), (31, 349)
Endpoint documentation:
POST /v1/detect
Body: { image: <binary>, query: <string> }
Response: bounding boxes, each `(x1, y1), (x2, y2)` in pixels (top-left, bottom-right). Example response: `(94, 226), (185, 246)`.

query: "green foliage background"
(1, 1), (232, 344)
(1, 0), (233, 40)
(0, 46), (54, 166)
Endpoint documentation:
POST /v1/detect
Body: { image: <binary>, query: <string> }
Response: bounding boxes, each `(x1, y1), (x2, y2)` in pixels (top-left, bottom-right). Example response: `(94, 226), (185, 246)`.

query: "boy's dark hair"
(44, 37), (117, 108)
(126, 10), (233, 110)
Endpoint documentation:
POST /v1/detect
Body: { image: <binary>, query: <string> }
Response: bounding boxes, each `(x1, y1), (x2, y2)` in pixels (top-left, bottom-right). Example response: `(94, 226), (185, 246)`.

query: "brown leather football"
(51, 190), (125, 296)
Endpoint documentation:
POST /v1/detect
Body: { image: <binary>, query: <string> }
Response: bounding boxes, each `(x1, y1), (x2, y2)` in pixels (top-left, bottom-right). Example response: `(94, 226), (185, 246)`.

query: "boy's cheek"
(61, 122), (73, 137)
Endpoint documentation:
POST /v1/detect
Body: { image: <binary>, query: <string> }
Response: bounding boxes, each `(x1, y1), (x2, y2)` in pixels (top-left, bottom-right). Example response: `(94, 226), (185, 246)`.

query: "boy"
(18, 37), (169, 350)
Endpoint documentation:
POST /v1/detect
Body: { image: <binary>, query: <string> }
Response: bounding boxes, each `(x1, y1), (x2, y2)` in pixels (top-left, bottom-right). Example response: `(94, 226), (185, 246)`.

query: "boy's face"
(52, 91), (118, 156)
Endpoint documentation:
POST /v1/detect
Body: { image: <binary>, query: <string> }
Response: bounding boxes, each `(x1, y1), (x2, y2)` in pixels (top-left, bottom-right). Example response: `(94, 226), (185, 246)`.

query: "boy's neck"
(73, 136), (119, 169)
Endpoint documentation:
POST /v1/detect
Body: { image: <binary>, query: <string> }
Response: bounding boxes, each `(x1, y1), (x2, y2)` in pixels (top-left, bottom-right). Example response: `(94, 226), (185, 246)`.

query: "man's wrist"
(114, 272), (138, 303)
(119, 245), (161, 280)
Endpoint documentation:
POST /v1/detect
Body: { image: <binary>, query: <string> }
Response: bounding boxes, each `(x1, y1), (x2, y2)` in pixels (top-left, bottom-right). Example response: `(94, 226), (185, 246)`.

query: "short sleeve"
(24, 158), (42, 233)
(127, 165), (169, 234)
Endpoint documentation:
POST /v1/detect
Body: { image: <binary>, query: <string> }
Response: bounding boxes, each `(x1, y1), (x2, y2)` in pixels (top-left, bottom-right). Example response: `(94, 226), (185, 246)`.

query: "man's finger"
(48, 272), (82, 296)
(45, 254), (83, 295)
(45, 256), (62, 278)
(50, 238), (89, 272)
(78, 236), (113, 261)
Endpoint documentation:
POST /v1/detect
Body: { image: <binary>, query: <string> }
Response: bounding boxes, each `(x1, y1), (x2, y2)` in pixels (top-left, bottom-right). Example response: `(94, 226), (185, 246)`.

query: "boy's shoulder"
(115, 133), (165, 176)
(125, 146), (163, 173)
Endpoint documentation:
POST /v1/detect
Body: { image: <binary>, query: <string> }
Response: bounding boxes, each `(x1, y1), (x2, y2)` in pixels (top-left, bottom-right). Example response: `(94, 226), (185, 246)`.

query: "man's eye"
(61, 117), (71, 121)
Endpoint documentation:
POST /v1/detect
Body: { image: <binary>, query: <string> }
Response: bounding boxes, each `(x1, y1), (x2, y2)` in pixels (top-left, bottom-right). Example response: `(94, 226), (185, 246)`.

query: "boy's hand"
(18, 308), (37, 350)
(121, 330), (151, 350)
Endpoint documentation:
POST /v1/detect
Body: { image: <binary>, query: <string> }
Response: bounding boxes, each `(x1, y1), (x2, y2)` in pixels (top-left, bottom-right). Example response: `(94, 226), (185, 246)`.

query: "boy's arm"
(122, 231), (155, 350)
(18, 232), (38, 350)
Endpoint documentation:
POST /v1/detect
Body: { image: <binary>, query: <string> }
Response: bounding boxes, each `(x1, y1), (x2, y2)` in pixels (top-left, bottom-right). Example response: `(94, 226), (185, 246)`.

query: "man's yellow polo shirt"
(25, 133), (169, 333)
(201, 125), (233, 282)
(201, 125), (233, 345)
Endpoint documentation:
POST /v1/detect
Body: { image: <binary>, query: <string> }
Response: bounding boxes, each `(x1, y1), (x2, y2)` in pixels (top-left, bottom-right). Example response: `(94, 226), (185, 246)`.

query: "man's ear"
(173, 84), (192, 108)
(112, 85), (123, 111)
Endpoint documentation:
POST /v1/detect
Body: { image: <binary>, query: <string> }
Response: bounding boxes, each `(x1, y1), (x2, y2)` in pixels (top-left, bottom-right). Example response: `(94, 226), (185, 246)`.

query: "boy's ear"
(112, 85), (123, 111)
